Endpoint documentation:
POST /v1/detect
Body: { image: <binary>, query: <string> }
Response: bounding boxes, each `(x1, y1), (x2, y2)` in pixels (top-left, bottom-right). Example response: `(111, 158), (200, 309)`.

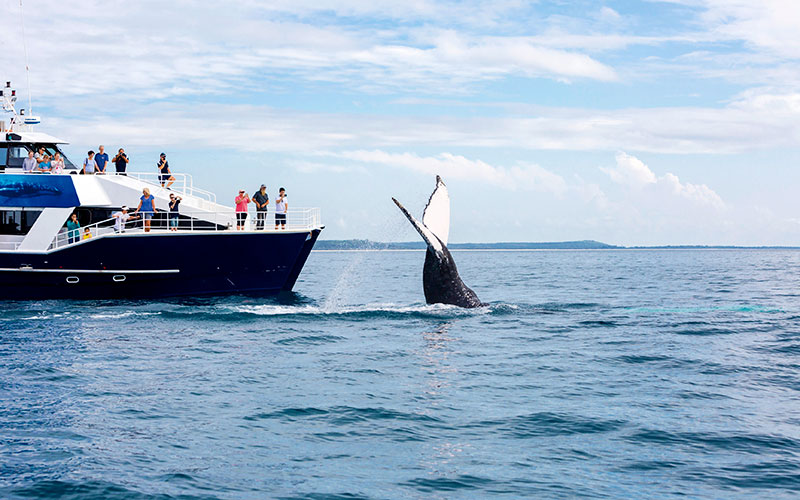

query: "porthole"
(66, 276), (79, 284)
(113, 275), (126, 282)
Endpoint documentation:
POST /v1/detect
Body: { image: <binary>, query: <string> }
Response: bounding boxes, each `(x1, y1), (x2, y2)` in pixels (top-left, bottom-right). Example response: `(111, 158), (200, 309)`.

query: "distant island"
(315, 240), (619, 250)
(314, 240), (800, 250)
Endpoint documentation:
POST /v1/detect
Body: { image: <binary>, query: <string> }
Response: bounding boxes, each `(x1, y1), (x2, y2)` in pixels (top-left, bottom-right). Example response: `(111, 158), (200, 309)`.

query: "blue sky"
(2, 0), (799, 245)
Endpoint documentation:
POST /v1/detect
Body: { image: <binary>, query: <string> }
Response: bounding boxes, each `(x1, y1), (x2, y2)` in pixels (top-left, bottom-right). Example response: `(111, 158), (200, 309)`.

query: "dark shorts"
(275, 213), (286, 225)
(236, 212), (248, 226)
(160, 173), (170, 184)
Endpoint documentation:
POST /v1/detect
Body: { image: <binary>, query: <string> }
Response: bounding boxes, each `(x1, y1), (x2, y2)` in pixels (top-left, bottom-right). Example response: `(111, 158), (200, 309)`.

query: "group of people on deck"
(235, 185), (288, 230)
(81, 149), (174, 189)
(111, 188), (182, 234)
(21, 148), (66, 174)
(80, 146), (130, 174)
(58, 150), (290, 240)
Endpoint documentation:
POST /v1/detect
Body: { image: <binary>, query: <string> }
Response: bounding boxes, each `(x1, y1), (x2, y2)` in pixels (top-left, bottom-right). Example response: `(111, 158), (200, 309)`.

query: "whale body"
(393, 176), (483, 308)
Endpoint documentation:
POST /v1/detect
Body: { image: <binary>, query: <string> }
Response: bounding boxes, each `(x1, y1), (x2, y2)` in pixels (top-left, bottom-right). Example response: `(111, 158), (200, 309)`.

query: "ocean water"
(2, 249), (800, 499)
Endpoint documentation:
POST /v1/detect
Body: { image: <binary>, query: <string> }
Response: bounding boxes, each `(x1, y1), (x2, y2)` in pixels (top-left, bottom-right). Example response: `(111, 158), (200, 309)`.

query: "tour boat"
(0, 81), (323, 299)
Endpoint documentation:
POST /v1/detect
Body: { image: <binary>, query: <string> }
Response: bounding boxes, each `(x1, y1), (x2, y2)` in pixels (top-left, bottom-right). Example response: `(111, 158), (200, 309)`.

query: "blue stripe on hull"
(0, 229), (321, 299)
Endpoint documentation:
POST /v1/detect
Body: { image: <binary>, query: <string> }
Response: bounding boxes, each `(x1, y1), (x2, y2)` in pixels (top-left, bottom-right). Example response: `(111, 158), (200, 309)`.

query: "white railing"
(48, 208), (322, 250)
(105, 172), (218, 203)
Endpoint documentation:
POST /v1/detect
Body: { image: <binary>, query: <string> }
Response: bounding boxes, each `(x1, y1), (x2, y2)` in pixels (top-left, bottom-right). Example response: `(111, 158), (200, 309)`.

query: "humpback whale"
(393, 176), (484, 308)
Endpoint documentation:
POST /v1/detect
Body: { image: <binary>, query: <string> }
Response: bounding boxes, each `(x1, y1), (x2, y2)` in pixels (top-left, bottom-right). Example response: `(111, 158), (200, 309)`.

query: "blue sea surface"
(2, 249), (800, 499)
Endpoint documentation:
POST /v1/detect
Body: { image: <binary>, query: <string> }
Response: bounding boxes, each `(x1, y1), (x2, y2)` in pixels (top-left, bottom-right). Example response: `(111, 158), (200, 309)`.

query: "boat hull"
(0, 229), (321, 299)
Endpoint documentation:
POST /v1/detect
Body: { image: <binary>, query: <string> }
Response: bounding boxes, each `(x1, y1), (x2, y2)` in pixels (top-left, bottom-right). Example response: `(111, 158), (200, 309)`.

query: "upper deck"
(0, 170), (323, 253)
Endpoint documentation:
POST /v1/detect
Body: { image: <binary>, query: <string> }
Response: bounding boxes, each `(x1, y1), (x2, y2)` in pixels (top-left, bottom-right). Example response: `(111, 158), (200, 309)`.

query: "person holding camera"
(252, 184), (269, 230)
(274, 187), (287, 230)
(157, 153), (176, 189)
(235, 189), (251, 230)
(113, 148), (129, 175)
(168, 194), (182, 231)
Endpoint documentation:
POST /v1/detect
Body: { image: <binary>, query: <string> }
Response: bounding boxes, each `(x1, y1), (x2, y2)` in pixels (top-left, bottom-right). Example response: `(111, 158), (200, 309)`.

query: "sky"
(1, 0), (799, 245)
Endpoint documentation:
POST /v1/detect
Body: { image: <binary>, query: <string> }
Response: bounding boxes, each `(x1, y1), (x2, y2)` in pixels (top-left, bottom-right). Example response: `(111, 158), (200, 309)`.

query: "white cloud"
(320, 150), (569, 194)
(601, 152), (657, 187)
(695, 0), (800, 58)
(40, 86), (800, 157)
(598, 6), (622, 23)
(603, 152), (725, 209)
(0, 0), (617, 105)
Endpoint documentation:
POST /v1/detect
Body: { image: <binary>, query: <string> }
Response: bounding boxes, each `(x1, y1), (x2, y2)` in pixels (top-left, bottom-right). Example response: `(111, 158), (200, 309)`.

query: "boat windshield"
(3, 143), (76, 170)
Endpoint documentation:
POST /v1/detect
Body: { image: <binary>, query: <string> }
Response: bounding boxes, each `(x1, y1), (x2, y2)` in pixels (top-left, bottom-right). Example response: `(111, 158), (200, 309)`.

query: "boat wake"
(225, 302), (515, 320)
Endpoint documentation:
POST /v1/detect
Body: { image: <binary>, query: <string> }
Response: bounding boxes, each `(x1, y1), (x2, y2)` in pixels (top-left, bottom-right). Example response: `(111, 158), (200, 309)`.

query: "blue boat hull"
(0, 229), (321, 299)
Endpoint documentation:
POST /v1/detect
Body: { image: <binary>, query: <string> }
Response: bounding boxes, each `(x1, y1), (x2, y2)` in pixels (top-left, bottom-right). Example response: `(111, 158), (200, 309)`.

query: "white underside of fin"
(392, 197), (444, 256)
(422, 176), (450, 246)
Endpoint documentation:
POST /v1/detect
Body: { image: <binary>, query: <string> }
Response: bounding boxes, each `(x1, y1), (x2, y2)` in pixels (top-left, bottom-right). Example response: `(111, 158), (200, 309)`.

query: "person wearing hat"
(234, 189), (251, 231)
(157, 153), (175, 189)
(252, 184), (270, 230)
(112, 206), (139, 233)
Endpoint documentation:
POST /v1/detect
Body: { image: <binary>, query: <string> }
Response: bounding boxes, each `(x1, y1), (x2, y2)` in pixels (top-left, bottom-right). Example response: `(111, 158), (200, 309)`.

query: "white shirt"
(275, 197), (287, 214)
(113, 212), (130, 232)
(50, 160), (65, 174)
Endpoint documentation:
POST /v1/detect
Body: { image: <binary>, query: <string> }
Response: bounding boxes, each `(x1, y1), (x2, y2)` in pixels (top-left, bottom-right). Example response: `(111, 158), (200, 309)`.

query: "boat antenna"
(19, 0), (32, 115)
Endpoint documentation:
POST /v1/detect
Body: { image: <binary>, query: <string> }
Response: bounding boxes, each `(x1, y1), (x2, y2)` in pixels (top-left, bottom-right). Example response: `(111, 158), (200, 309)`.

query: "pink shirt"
(235, 194), (250, 212)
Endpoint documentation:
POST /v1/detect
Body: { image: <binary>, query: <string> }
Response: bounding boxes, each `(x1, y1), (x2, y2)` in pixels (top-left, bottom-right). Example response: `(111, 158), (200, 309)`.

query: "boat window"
(0, 209), (42, 235)
(56, 147), (76, 169)
(6, 146), (28, 167)
(0, 145), (6, 167)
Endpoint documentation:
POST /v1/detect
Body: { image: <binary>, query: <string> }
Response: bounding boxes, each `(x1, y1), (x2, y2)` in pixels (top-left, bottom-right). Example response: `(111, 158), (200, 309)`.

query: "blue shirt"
(140, 194), (155, 213)
(66, 220), (80, 235)
(95, 153), (109, 171)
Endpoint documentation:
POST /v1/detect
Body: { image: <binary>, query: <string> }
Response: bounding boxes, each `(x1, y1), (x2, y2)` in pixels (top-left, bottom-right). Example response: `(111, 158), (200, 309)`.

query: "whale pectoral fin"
(422, 176), (450, 246)
(392, 197), (444, 256)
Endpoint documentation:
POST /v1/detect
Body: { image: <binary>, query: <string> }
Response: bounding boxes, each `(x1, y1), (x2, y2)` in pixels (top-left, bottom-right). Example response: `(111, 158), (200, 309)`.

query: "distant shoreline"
(314, 239), (800, 251)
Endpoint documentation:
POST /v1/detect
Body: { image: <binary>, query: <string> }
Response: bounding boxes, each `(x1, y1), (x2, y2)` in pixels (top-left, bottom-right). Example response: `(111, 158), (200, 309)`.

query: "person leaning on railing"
(95, 145), (109, 174)
(22, 151), (37, 173)
(37, 155), (51, 172)
(113, 206), (139, 233)
(135, 188), (157, 232)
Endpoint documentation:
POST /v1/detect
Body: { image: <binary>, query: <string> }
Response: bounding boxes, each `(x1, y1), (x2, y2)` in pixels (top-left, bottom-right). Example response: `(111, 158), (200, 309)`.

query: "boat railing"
(107, 172), (218, 203)
(0, 241), (22, 251)
(48, 208), (322, 251)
